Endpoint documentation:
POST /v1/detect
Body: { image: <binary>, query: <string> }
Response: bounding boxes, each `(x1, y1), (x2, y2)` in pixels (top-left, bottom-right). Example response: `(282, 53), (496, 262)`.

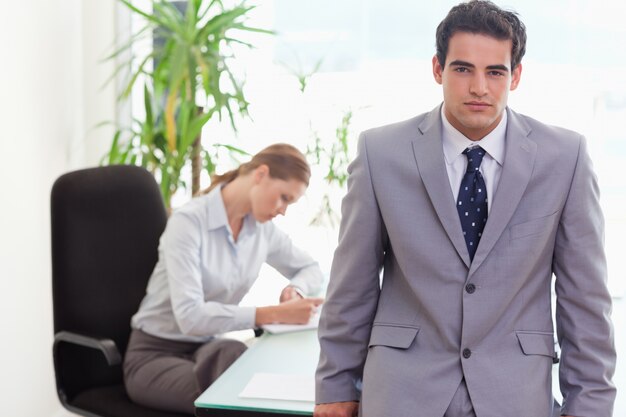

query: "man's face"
(433, 32), (522, 141)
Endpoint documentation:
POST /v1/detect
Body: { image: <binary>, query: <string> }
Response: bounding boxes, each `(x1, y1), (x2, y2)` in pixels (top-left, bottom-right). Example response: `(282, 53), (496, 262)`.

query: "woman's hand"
(255, 297), (324, 325)
(276, 297), (324, 324)
(279, 285), (304, 302)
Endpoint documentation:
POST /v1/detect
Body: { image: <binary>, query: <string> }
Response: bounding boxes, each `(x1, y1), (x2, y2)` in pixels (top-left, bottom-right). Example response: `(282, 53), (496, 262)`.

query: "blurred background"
(0, 0), (624, 415)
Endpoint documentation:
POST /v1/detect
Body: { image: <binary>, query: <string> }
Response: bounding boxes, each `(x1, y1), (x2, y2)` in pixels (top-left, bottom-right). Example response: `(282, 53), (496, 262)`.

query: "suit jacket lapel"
(469, 108), (537, 275)
(412, 105), (471, 268)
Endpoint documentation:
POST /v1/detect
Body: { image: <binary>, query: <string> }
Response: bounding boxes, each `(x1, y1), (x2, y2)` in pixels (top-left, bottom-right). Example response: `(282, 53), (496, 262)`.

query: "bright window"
(218, 0), (626, 300)
(124, 1), (626, 299)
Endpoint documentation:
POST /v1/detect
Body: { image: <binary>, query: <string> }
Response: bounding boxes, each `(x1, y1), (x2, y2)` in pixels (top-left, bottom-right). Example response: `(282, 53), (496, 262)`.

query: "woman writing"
(124, 144), (324, 414)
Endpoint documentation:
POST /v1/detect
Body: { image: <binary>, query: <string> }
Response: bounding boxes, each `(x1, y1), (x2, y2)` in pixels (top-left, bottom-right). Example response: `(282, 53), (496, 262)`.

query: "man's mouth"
(465, 101), (492, 110)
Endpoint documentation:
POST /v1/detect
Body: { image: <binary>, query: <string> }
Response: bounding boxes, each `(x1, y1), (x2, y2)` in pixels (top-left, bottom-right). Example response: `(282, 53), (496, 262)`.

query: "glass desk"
(194, 329), (318, 416)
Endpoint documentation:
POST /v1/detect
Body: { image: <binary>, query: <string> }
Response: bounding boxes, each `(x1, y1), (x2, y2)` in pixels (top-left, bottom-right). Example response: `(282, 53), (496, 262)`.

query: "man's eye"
(489, 71), (505, 77)
(454, 67), (470, 73)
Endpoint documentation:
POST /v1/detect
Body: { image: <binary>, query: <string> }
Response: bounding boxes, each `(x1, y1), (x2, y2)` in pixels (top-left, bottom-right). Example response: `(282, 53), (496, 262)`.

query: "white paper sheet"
(261, 312), (320, 334)
(239, 373), (314, 402)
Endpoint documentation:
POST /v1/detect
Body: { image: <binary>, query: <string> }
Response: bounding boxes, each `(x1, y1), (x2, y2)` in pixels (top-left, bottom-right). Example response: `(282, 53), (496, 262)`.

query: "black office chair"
(51, 165), (190, 417)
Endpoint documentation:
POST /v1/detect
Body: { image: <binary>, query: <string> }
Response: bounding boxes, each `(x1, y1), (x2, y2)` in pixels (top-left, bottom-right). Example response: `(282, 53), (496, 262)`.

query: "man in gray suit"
(314, 1), (616, 416)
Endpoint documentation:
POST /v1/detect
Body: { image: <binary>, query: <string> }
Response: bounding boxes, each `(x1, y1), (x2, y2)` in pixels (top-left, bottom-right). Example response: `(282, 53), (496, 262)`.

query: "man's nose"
(470, 73), (488, 96)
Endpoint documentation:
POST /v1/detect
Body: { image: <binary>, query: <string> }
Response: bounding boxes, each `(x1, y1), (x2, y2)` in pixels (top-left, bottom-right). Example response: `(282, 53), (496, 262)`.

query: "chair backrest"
(51, 165), (167, 356)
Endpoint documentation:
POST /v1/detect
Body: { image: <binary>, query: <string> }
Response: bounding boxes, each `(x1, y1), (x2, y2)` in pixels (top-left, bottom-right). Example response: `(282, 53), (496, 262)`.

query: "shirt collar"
(205, 184), (257, 234)
(441, 105), (507, 166)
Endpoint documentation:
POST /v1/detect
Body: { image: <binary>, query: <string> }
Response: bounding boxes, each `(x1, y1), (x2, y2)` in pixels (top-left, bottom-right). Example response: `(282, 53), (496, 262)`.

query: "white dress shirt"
(441, 105), (507, 213)
(131, 186), (323, 342)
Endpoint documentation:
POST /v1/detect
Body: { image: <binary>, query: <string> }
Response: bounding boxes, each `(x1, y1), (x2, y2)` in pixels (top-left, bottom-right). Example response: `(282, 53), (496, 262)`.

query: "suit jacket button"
(463, 348), (472, 359)
(465, 283), (476, 294)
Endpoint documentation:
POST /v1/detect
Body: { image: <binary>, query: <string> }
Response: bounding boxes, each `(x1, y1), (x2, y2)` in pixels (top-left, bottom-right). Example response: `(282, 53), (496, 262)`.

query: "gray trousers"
(123, 329), (247, 414)
(443, 379), (476, 417)
(442, 378), (562, 417)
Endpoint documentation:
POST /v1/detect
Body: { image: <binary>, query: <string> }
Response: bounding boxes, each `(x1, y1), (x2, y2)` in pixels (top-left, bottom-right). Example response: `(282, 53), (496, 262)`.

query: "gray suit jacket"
(315, 106), (616, 417)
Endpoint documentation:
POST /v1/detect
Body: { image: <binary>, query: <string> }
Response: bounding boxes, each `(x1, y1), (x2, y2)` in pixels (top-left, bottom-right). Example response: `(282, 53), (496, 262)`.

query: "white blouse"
(131, 186), (323, 342)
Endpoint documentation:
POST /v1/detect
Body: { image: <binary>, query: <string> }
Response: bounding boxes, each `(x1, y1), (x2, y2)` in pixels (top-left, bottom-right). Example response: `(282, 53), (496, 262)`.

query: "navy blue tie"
(457, 146), (488, 261)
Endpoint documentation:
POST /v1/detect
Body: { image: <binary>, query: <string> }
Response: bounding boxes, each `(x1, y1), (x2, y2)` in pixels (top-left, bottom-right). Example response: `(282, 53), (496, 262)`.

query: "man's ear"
(510, 63), (522, 91)
(432, 55), (444, 85)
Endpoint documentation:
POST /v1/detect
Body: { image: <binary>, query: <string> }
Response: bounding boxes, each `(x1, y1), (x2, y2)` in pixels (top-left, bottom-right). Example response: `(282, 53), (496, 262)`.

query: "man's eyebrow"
(449, 60), (474, 68)
(486, 64), (510, 72)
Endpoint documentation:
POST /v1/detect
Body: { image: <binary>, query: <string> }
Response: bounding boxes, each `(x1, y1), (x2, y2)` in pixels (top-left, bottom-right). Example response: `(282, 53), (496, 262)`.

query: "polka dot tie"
(457, 146), (488, 261)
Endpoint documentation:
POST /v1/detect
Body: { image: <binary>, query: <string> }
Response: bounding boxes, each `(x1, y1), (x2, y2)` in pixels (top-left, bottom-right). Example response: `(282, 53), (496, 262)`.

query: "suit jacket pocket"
(509, 211), (559, 240)
(368, 324), (420, 349)
(516, 331), (555, 357)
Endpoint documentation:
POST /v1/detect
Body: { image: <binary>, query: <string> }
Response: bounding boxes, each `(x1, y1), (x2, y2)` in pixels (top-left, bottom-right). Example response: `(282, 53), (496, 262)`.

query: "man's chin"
(457, 116), (500, 137)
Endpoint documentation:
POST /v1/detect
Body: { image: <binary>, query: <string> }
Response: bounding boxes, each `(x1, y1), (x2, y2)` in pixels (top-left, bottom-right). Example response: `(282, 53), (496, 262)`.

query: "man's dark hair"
(436, 0), (527, 70)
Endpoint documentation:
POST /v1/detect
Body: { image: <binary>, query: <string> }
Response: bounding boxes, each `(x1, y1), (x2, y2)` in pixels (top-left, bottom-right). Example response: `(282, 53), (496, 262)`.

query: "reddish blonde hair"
(202, 143), (310, 194)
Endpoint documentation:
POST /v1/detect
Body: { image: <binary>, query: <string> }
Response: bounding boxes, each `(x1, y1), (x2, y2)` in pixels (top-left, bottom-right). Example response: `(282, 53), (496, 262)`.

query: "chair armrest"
(54, 331), (122, 366)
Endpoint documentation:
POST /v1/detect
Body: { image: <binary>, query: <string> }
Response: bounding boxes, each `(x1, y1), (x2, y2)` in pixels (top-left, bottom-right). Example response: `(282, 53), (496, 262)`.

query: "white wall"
(0, 1), (117, 415)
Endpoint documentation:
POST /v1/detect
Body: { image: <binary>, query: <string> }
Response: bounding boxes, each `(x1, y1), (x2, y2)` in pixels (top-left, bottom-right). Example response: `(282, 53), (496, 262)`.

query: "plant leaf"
(120, 53), (154, 100)
(119, 0), (169, 27)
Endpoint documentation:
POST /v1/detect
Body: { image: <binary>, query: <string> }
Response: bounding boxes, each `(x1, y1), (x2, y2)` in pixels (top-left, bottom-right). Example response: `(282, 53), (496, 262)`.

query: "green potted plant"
(105, 0), (271, 209)
(281, 59), (354, 227)
(306, 108), (353, 227)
